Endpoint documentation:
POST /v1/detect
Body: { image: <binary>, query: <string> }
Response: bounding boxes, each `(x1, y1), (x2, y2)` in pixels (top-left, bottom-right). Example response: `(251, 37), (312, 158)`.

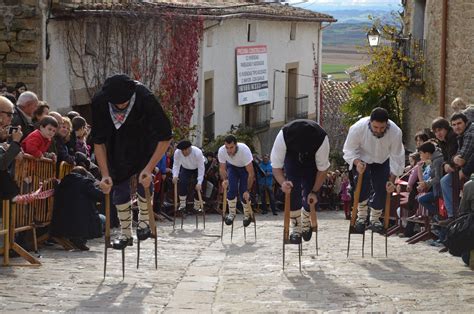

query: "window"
(244, 101), (270, 130)
(413, 0), (426, 40)
(290, 22), (296, 41)
(247, 22), (256, 42)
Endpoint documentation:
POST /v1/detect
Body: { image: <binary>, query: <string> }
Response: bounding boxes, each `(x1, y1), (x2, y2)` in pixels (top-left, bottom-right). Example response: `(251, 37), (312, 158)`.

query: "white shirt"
(218, 143), (253, 167)
(343, 117), (405, 176)
(172, 146), (205, 184)
(270, 130), (331, 171)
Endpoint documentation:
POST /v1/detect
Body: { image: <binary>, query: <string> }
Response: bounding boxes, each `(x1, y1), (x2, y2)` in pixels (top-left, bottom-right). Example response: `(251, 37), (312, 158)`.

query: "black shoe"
(137, 226), (151, 241)
(354, 220), (366, 233)
(369, 221), (384, 234)
(261, 210), (268, 215)
(225, 213), (235, 226)
(289, 232), (302, 244)
(302, 229), (312, 242)
(112, 236), (133, 250)
(273, 212), (278, 216)
(243, 215), (252, 227)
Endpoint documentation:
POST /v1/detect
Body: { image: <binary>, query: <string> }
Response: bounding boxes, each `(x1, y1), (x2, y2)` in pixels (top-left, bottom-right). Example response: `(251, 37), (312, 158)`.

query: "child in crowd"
(72, 116), (90, 157)
(340, 172), (351, 220)
(21, 115), (58, 160)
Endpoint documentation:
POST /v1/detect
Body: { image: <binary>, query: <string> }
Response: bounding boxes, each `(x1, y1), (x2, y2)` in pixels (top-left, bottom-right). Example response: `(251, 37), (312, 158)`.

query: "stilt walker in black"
(271, 119), (330, 244)
(91, 74), (172, 251)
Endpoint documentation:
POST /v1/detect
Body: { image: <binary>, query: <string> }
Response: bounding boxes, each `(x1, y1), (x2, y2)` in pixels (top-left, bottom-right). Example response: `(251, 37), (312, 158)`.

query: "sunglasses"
(1, 111), (14, 117)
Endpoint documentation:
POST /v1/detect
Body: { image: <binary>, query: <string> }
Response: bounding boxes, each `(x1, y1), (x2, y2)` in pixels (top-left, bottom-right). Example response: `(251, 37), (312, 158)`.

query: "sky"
(291, 0), (400, 11)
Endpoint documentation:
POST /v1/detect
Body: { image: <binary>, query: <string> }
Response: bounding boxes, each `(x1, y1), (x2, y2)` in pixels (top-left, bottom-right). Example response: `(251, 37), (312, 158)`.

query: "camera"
(8, 126), (19, 135)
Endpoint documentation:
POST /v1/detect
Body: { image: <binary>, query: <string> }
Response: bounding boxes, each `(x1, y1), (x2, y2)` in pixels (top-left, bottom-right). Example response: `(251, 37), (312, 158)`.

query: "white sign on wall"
(236, 45), (269, 106)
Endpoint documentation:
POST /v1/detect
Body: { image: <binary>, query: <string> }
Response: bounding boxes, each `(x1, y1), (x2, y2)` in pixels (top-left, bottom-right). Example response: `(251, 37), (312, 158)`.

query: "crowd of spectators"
(0, 82), (472, 266)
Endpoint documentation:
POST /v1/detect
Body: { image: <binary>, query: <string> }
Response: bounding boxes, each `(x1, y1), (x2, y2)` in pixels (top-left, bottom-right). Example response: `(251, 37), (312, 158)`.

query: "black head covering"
(176, 140), (192, 150)
(102, 74), (137, 105)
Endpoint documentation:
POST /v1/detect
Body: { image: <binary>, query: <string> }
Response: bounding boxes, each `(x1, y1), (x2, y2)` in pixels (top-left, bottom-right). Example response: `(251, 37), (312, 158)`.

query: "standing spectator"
(13, 82), (27, 99)
(258, 154), (277, 215)
(441, 113), (474, 225)
(12, 91), (38, 140)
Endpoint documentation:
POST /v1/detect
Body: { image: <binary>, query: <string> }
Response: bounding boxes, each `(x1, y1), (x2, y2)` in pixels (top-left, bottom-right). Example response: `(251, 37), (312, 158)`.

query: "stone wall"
(404, 0), (474, 149)
(0, 0), (42, 96)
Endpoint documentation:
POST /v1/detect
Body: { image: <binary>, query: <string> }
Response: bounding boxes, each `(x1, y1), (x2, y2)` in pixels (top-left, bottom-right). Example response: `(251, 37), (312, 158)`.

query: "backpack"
(444, 213), (474, 257)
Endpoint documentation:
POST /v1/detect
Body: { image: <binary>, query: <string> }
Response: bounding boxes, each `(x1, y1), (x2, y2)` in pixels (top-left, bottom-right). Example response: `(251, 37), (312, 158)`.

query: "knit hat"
(102, 74), (137, 105)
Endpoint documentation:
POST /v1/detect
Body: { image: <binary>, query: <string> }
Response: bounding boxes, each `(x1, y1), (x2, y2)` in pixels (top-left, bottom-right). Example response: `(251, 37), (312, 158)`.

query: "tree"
(343, 17), (423, 130)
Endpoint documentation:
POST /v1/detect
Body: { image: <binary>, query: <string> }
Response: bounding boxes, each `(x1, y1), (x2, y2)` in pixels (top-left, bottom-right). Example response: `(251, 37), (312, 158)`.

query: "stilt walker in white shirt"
(343, 107), (405, 233)
(172, 140), (205, 213)
(218, 135), (255, 227)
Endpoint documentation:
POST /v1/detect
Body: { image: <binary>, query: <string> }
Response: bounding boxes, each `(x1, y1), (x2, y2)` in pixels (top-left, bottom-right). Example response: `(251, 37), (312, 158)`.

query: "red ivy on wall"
(159, 14), (204, 138)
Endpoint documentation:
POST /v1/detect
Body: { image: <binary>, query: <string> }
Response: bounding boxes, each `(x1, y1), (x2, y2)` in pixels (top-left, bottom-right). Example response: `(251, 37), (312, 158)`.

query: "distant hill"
(322, 22), (370, 48)
(316, 9), (402, 49)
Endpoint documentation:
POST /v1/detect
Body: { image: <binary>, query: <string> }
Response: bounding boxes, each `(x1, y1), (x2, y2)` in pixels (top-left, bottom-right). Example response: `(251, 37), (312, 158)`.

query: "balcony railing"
(245, 101), (270, 130)
(286, 94), (308, 122)
(203, 112), (215, 142)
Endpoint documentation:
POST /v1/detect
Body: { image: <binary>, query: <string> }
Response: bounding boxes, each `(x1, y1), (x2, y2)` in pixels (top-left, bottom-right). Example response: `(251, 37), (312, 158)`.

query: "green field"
(322, 64), (351, 80)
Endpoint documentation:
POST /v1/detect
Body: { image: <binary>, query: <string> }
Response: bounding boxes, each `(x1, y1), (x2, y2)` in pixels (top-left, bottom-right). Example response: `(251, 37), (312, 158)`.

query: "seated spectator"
(32, 101), (50, 127)
(416, 141), (443, 220)
(72, 116), (90, 157)
(51, 166), (104, 251)
(0, 96), (22, 200)
(21, 115), (58, 160)
(414, 131), (430, 149)
(55, 116), (75, 165)
(451, 97), (467, 113)
(0, 82), (8, 95)
(12, 91), (38, 140)
(456, 179), (474, 265)
(66, 110), (80, 121)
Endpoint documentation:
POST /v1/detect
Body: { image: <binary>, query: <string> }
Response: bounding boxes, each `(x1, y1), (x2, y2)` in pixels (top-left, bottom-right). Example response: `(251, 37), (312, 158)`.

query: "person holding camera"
(0, 96), (23, 200)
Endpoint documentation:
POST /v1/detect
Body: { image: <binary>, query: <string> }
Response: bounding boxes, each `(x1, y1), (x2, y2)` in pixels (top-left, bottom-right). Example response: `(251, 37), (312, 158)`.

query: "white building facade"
(40, 1), (335, 154)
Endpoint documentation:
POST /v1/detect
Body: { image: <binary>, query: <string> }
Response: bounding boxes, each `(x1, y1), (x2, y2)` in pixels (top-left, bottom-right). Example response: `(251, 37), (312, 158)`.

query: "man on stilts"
(271, 119), (330, 244)
(343, 107), (405, 233)
(218, 135), (255, 227)
(91, 74), (172, 249)
(172, 140), (205, 212)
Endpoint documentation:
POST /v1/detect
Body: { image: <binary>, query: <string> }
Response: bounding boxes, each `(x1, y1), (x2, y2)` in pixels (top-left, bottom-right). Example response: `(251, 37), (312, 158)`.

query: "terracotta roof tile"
(53, 1), (336, 22)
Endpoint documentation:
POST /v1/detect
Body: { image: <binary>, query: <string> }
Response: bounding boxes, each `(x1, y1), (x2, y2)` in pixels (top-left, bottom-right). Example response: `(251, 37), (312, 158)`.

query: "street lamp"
(367, 26), (381, 47)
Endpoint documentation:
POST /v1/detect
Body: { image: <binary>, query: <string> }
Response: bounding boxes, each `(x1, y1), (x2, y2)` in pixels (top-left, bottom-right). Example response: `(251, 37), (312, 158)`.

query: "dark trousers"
(284, 157), (316, 212)
(227, 163), (248, 201)
(178, 167), (198, 197)
(352, 159), (390, 210)
(112, 175), (154, 205)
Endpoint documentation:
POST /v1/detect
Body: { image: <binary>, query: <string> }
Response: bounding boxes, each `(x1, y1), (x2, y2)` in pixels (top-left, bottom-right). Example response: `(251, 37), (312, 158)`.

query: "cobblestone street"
(1, 211), (473, 312)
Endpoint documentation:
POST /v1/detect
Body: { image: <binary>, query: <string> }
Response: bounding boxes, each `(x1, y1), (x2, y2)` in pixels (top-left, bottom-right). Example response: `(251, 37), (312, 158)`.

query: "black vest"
(282, 119), (327, 167)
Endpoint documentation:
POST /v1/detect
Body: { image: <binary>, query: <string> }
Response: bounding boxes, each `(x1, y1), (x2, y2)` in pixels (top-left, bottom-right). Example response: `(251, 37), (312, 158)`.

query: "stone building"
(0, 0), (42, 95)
(402, 0), (474, 149)
(0, 0), (335, 154)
